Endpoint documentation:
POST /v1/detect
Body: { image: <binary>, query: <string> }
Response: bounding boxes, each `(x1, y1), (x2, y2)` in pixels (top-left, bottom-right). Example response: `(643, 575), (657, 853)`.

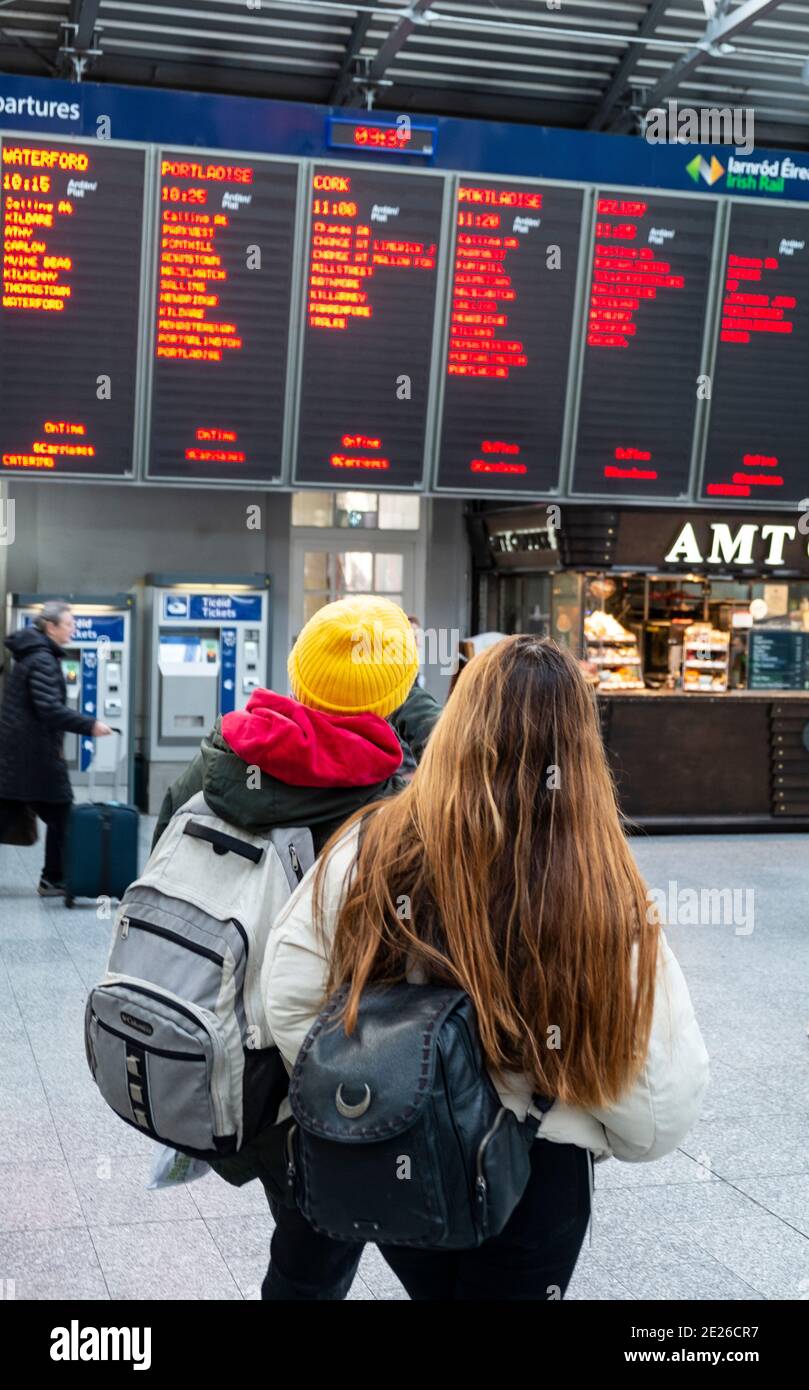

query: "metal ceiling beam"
(343, 0), (438, 103)
(611, 0), (787, 133)
(68, 0), (102, 52)
(330, 11), (373, 105)
(589, 0), (671, 131)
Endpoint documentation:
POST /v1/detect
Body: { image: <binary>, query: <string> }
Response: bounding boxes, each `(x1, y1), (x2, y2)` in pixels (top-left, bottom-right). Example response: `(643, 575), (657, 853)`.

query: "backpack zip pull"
(289, 844), (302, 883)
(120, 915), (130, 939)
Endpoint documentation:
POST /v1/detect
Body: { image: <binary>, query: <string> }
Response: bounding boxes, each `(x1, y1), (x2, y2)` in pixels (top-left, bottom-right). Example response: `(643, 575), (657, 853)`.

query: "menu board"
(571, 193), (717, 498)
(147, 153), (298, 482)
(0, 138), (145, 476)
(748, 629), (809, 690)
(435, 180), (583, 494)
(294, 165), (444, 486)
(703, 204), (809, 504)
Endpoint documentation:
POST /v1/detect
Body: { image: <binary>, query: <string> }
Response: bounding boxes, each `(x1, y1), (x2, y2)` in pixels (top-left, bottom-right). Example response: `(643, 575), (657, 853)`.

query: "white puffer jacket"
(262, 825), (709, 1162)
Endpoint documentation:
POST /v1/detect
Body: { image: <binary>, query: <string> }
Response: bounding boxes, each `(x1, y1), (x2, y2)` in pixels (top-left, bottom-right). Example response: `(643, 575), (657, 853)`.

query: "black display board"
(571, 192), (717, 499)
(435, 180), (583, 494)
(703, 203), (809, 504)
(294, 165), (444, 486)
(0, 137), (145, 476)
(147, 152), (298, 482)
(748, 629), (809, 690)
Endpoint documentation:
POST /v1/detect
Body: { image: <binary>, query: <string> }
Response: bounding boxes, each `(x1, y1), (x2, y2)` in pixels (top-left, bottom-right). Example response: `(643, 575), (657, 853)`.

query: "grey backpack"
(84, 793), (314, 1160)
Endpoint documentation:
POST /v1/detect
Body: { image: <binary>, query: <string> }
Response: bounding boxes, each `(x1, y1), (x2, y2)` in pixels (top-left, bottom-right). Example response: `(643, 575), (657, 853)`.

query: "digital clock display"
(0, 137), (145, 476)
(327, 118), (436, 158)
(146, 152), (299, 482)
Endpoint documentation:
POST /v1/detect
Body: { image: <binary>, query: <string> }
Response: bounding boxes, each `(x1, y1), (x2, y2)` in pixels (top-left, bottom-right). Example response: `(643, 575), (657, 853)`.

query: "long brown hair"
(315, 635), (659, 1108)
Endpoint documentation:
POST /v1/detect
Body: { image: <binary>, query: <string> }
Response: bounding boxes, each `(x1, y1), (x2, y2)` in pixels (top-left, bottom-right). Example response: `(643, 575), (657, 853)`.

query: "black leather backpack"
(283, 983), (552, 1250)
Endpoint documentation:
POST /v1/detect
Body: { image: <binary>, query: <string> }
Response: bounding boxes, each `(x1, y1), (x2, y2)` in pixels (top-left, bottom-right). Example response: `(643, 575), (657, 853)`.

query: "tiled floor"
(1, 821), (807, 1300)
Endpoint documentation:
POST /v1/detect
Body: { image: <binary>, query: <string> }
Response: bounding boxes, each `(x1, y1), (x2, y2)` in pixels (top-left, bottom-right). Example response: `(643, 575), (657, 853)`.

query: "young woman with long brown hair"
(263, 635), (709, 1300)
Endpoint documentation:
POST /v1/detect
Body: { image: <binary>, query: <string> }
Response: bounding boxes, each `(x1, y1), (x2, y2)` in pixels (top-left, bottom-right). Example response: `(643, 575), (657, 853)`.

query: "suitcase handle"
(87, 728), (123, 804)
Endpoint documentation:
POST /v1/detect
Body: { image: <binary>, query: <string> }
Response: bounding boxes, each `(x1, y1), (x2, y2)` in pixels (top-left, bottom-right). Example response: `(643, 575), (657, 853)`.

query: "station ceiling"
(2, 1), (809, 148)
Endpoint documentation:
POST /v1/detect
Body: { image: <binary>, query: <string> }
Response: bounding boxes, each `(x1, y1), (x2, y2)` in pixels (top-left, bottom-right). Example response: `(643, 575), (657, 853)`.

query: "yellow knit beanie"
(288, 595), (419, 718)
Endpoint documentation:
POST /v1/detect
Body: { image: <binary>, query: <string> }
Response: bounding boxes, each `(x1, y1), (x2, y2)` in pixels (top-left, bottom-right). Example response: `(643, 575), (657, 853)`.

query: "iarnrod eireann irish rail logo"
(686, 154), (726, 187)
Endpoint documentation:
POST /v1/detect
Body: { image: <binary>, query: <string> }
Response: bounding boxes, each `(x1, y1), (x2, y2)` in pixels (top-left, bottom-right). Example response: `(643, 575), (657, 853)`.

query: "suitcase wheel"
(64, 896), (74, 909)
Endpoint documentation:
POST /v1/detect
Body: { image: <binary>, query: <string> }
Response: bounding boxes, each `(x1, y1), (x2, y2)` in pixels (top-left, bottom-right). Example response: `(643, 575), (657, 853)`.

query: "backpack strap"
(182, 819), (264, 864)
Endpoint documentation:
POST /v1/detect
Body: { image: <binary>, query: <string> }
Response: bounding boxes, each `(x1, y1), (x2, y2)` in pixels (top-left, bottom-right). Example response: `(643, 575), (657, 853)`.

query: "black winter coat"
(0, 629), (95, 803)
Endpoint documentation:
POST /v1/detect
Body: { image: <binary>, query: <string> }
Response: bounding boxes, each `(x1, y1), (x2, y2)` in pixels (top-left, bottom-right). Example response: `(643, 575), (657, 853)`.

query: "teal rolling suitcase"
(63, 799), (139, 908)
(63, 752), (139, 907)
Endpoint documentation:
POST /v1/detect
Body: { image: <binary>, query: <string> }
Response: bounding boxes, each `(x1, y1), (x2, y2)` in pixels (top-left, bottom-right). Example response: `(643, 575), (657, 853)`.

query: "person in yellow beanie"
(151, 594), (441, 1301)
(288, 594), (419, 718)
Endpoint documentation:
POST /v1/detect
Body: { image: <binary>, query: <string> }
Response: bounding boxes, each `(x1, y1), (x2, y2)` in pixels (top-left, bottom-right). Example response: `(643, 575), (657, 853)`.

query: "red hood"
(221, 688), (403, 788)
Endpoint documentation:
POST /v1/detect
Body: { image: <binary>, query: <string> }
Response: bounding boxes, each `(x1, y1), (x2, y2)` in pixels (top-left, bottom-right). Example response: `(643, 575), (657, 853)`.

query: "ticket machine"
(145, 575), (271, 813)
(7, 592), (135, 803)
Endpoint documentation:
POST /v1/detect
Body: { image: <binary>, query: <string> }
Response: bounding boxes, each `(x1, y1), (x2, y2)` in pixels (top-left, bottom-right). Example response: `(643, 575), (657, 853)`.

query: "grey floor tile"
(590, 1178), (758, 1238)
(89, 1219), (243, 1300)
(0, 1227), (109, 1300)
(731, 1174), (809, 1238)
(358, 1244), (409, 1300)
(69, 1151), (200, 1226)
(566, 1253), (636, 1301)
(679, 1116), (809, 1179)
(0, 1160), (84, 1232)
(3, 1102), (65, 1166)
(202, 1211), (273, 1299)
(188, 1169), (271, 1218)
(346, 1274), (376, 1300)
(690, 1214), (809, 1301)
(595, 1149), (711, 1189)
(592, 1236), (764, 1301)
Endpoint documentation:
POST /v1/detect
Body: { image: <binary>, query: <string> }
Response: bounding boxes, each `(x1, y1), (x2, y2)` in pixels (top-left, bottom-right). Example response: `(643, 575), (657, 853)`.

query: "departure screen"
(0, 138), (145, 476)
(571, 193), (716, 498)
(294, 165), (444, 486)
(147, 153), (298, 482)
(435, 180), (583, 494)
(702, 203), (809, 503)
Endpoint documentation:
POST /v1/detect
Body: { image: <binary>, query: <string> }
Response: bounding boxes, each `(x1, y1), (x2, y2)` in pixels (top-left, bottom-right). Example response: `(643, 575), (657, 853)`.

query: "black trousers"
(262, 1192), (362, 1301)
(261, 1139), (591, 1301)
(378, 1140), (592, 1301)
(0, 799), (70, 883)
(35, 801), (71, 882)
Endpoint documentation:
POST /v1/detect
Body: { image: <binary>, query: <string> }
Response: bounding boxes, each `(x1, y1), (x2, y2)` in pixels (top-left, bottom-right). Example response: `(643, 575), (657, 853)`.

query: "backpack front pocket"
(87, 978), (237, 1155)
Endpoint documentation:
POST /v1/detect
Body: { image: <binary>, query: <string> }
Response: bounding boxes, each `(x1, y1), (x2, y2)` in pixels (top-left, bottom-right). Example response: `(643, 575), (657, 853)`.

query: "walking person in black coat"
(0, 600), (112, 895)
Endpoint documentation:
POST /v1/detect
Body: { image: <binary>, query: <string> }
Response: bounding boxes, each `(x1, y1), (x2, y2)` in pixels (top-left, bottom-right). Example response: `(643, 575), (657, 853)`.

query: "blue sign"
(80, 649), (97, 772)
(162, 594), (189, 620)
(3, 72), (809, 202)
(188, 594), (263, 623)
(23, 613), (125, 643)
(220, 627), (237, 716)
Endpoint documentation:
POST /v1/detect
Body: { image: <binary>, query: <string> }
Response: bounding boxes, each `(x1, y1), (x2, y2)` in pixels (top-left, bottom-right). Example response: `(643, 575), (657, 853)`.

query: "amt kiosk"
(145, 575), (271, 813)
(7, 592), (135, 803)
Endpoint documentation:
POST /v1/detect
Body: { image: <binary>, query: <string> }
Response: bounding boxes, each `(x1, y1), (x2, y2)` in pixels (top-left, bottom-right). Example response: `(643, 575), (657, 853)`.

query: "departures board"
(702, 202), (809, 505)
(292, 164), (445, 487)
(570, 192), (718, 500)
(435, 180), (584, 495)
(0, 126), (806, 508)
(0, 138), (145, 476)
(147, 153), (299, 483)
